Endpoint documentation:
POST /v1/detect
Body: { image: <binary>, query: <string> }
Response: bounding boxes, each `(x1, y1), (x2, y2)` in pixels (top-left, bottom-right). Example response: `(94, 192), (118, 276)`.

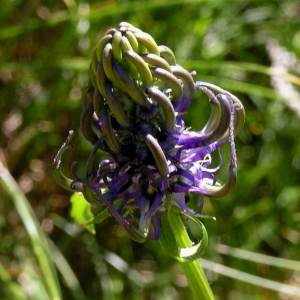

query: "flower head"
(53, 22), (245, 242)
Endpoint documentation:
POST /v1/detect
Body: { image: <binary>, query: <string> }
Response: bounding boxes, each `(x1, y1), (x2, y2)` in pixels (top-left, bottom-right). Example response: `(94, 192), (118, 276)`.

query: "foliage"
(1, 0), (300, 299)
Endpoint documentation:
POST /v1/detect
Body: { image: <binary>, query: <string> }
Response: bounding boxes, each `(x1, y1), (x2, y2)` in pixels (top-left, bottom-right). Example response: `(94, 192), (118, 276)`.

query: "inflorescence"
(53, 22), (245, 243)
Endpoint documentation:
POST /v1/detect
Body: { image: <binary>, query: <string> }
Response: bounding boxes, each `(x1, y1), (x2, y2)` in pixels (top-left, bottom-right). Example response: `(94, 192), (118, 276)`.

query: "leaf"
(70, 193), (95, 234)
(160, 207), (208, 262)
(178, 217), (208, 262)
(160, 210), (180, 259)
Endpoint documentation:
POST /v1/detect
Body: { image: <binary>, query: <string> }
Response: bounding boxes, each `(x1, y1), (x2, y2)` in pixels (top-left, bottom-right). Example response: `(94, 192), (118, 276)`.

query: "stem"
(168, 211), (215, 300)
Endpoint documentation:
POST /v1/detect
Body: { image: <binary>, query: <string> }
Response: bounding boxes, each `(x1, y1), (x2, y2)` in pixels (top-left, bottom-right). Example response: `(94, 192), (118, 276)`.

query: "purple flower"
(53, 22), (245, 242)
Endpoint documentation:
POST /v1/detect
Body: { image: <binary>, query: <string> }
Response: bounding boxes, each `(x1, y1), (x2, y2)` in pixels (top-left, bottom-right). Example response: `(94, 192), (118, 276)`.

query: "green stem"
(168, 212), (215, 300)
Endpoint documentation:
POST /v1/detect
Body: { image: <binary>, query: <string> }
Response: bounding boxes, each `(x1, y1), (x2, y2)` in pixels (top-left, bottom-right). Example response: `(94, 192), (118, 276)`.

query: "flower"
(53, 22), (245, 243)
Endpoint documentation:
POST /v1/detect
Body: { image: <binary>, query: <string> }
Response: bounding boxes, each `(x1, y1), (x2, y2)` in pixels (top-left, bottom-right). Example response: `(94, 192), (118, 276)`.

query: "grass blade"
(0, 162), (62, 300)
(201, 258), (300, 297)
(0, 263), (27, 300)
(48, 239), (87, 300)
(216, 244), (300, 272)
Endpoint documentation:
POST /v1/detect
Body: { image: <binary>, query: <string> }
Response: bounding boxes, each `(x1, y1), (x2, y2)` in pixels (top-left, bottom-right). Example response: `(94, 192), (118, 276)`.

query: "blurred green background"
(1, 0), (300, 299)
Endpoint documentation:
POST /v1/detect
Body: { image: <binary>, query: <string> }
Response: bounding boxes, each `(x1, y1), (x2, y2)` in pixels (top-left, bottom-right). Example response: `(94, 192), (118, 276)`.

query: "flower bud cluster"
(53, 22), (245, 242)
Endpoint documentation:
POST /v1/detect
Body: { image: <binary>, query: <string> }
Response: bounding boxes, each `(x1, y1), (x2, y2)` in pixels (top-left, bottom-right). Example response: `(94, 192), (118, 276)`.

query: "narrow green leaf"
(160, 206), (208, 262)
(200, 259), (300, 297)
(216, 244), (300, 272)
(48, 239), (87, 300)
(70, 193), (95, 234)
(159, 210), (180, 260)
(0, 162), (62, 300)
(178, 217), (208, 262)
(159, 197), (214, 300)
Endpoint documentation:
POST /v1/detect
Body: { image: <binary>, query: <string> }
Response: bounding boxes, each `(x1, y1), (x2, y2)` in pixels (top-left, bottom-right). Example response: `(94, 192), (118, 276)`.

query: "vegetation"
(1, 1), (300, 299)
